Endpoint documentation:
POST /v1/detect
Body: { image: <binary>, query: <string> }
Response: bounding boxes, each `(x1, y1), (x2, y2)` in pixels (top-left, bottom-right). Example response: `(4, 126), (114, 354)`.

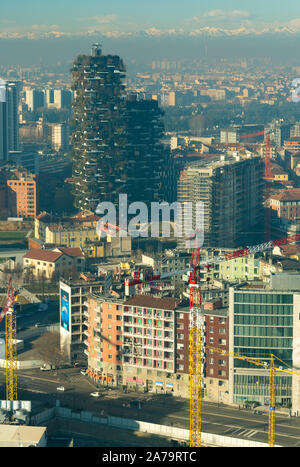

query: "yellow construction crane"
(207, 346), (300, 447)
(1, 278), (18, 401)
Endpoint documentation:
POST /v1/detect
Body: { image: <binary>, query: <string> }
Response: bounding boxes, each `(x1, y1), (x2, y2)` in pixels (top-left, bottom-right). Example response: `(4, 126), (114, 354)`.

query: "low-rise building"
(23, 247), (85, 279)
(269, 189), (300, 221)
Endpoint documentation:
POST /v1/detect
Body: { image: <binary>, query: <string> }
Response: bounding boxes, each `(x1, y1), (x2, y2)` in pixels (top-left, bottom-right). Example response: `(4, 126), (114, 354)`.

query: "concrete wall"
(31, 405), (274, 447)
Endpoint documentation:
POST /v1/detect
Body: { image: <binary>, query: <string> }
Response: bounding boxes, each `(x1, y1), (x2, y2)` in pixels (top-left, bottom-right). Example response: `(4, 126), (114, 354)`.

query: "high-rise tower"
(0, 79), (8, 162)
(71, 45), (127, 211)
(125, 96), (175, 206)
(7, 81), (20, 152)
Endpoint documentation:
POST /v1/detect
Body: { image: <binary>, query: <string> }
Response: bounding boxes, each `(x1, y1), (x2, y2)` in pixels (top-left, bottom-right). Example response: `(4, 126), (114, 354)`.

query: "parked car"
(90, 392), (102, 397)
(40, 364), (53, 371)
(34, 323), (43, 328)
(56, 386), (65, 391)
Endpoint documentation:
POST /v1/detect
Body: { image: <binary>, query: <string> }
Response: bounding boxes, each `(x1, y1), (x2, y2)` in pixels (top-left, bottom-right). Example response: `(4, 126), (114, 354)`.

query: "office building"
(229, 280), (300, 412)
(8, 149), (39, 175)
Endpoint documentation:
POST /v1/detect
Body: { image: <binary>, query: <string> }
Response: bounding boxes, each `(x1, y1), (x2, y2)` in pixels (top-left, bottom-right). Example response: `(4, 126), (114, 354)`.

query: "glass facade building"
(229, 288), (296, 406)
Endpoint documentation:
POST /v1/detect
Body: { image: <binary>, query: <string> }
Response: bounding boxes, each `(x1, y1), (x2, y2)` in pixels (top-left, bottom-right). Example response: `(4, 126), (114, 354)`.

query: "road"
(0, 299), (59, 337)
(0, 368), (299, 447)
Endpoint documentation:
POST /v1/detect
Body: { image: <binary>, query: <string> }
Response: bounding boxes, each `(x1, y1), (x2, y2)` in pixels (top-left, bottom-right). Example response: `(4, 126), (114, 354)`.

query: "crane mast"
(189, 240), (203, 447)
(2, 278), (17, 401)
(124, 231), (300, 447)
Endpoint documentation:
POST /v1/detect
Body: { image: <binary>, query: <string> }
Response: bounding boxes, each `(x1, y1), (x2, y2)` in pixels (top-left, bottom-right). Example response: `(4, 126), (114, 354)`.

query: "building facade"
(229, 284), (300, 411)
(71, 44), (127, 211)
(60, 271), (112, 362)
(6, 169), (37, 217)
(177, 154), (264, 249)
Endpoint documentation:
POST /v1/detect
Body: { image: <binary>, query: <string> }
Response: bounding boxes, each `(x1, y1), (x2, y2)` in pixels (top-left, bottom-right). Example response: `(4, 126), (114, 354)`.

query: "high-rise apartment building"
(53, 89), (72, 110)
(25, 89), (44, 112)
(71, 44), (127, 211)
(6, 81), (20, 152)
(59, 271), (113, 362)
(177, 154), (264, 249)
(6, 169), (37, 217)
(0, 79), (7, 162)
(51, 123), (70, 153)
(125, 97), (174, 205)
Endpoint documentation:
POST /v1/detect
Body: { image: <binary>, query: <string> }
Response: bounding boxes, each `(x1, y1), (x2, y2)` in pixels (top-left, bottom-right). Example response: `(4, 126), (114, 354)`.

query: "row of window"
(234, 304), (293, 315)
(234, 293), (293, 304)
(234, 315), (293, 326)
(234, 374), (292, 385)
(234, 326), (293, 337)
(234, 337), (292, 348)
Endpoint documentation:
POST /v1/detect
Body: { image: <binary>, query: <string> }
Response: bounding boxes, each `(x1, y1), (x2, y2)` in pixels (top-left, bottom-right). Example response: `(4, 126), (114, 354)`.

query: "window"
(108, 314), (112, 319)
(219, 328), (226, 334)
(108, 354), (112, 359)
(210, 327), (214, 333)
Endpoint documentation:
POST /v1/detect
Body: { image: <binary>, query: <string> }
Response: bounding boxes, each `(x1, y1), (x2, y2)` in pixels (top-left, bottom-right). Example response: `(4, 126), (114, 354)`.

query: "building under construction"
(177, 154), (264, 249)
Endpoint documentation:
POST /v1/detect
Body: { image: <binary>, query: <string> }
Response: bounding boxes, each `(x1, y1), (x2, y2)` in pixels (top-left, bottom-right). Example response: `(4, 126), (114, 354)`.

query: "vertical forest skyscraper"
(71, 44), (127, 211)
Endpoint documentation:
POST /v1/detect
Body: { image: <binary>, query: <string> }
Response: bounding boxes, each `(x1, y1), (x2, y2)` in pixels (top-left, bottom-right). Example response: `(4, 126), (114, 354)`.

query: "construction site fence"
(30, 405), (275, 447)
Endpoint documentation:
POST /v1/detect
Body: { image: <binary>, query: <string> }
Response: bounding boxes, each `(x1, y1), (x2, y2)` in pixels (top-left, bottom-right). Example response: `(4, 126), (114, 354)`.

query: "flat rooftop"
(0, 425), (46, 446)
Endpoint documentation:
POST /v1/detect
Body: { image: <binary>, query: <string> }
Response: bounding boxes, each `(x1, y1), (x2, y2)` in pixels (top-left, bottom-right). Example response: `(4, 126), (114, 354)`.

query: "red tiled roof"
(278, 244), (300, 255)
(270, 189), (300, 202)
(24, 249), (63, 262)
(58, 247), (84, 258)
(125, 294), (179, 310)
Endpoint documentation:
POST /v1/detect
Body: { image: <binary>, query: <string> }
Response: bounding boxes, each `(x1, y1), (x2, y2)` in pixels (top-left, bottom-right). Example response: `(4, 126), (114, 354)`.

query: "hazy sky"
(1, 0), (300, 38)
